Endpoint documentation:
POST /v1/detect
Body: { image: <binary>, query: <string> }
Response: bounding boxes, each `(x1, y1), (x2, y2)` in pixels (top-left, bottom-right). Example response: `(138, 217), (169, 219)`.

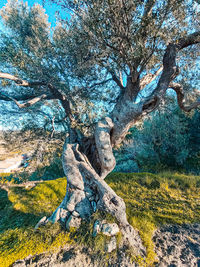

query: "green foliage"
(116, 109), (200, 174)
(1, 172), (200, 266)
(1, 0), (199, 133)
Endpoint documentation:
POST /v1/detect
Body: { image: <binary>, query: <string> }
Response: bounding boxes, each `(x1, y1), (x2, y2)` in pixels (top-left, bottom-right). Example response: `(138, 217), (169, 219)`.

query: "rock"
(72, 210), (80, 217)
(34, 216), (47, 229)
(153, 224), (200, 267)
(91, 201), (97, 212)
(60, 208), (70, 223)
(12, 260), (26, 267)
(66, 215), (82, 230)
(101, 223), (119, 236)
(93, 220), (101, 237)
(106, 236), (117, 253)
(66, 203), (75, 212)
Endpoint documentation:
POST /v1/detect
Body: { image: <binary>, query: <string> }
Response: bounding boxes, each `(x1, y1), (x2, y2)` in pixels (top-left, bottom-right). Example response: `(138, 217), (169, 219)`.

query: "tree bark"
(37, 116), (145, 255)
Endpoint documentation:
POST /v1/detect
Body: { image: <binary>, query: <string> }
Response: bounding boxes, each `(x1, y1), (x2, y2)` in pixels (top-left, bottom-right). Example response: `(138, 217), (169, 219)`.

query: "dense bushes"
(115, 109), (200, 174)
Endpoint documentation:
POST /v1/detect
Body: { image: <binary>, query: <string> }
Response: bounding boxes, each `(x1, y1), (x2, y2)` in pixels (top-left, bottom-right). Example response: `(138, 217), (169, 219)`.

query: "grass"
(0, 172), (200, 266)
(106, 172), (200, 265)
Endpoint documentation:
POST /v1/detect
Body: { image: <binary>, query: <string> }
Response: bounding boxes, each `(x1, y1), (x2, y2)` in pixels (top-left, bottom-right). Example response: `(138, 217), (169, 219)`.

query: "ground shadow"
(0, 188), (42, 234)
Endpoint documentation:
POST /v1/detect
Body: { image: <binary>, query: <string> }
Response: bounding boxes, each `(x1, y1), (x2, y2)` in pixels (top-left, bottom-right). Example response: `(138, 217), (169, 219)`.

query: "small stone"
(101, 223), (119, 236)
(66, 215), (81, 230)
(34, 216), (47, 229)
(91, 201), (97, 212)
(106, 236), (117, 253)
(72, 210), (80, 217)
(12, 260), (26, 267)
(60, 208), (70, 223)
(66, 203), (75, 212)
(93, 220), (101, 237)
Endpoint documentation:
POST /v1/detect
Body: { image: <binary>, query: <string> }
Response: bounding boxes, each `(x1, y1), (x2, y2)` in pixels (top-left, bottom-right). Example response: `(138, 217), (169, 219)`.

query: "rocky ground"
(153, 224), (200, 267)
(12, 245), (136, 267)
(11, 224), (200, 267)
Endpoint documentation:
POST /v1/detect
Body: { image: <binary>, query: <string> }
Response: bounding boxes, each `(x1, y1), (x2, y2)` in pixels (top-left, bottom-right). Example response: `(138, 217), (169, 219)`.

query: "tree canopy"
(0, 0), (199, 134)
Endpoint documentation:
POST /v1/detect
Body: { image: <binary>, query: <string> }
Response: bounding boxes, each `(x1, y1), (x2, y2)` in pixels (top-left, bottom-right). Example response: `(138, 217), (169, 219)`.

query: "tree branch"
(140, 67), (163, 90)
(89, 78), (113, 89)
(169, 82), (200, 112)
(0, 71), (74, 121)
(176, 31), (200, 50)
(111, 31), (200, 146)
(149, 31), (200, 98)
(0, 91), (48, 108)
(0, 72), (46, 87)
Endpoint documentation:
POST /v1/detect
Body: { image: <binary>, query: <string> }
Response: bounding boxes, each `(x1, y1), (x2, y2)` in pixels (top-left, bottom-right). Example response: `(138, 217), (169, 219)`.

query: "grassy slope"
(0, 172), (200, 266)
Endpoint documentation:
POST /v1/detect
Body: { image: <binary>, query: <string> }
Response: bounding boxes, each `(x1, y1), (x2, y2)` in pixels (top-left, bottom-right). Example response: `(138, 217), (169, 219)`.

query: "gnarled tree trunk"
(40, 116), (145, 254)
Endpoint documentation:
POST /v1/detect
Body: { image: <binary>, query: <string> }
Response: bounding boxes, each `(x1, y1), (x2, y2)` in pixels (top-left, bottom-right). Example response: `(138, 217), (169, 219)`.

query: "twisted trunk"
(37, 116), (145, 254)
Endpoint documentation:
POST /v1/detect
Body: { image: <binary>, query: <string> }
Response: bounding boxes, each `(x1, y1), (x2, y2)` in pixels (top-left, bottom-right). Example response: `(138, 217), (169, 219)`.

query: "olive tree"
(0, 0), (200, 252)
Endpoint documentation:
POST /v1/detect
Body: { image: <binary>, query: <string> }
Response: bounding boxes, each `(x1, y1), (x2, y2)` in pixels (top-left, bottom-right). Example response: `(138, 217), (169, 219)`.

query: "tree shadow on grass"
(0, 188), (42, 234)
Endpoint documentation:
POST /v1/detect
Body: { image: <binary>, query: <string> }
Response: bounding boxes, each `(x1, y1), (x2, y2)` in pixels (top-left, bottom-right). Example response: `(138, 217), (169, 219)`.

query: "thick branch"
(89, 78), (112, 89)
(13, 94), (47, 108)
(111, 31), (200, 146)
(169, 82), (200, 112)
(47, 84), (73, 122)
(95, 117), (116, 178)
(111, 72), (125, 90)
(0, 71), (73, 121)
(176, 31), (200, 50)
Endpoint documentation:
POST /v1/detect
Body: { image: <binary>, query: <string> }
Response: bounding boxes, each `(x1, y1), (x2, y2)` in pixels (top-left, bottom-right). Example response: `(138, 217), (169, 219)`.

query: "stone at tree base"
(101, 223), (120, 236)
(91, 200), (97, 212)
(66, 215), (82, 230)
(106, 236), (117, 253)
(72, 210), (80, 217)
(60, 208), (70, 223)
(93, 220), (101, 237)
(66, 190), (85, 212)
(66, 203), (75, 212)
(12, 260), (26, 267)
(92, 220), (120, 238)
(34, 216), (47, 229)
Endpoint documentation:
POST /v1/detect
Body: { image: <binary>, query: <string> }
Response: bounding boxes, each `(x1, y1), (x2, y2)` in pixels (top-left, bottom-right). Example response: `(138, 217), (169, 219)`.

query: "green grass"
(0, 172), (200, 266)
(106, 172), (200, 265)
(0, 178), (72, 267)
